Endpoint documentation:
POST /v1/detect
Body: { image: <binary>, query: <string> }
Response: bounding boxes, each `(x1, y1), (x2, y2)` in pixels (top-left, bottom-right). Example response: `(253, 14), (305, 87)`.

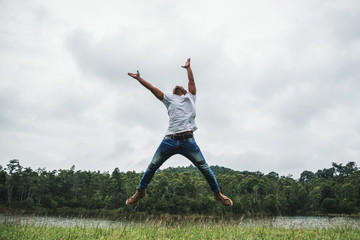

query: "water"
(237, 216), (360, 229)
(1, 214), (359, 229)
(0, 214), (126, 228)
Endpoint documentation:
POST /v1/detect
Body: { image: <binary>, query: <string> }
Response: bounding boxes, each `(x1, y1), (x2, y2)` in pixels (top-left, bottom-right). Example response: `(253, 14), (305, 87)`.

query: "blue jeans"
(138, 136), (220, 192)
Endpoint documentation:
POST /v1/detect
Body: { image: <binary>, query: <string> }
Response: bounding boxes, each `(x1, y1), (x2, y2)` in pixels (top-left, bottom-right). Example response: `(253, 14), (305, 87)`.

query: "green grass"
(1, 222), (360, 240)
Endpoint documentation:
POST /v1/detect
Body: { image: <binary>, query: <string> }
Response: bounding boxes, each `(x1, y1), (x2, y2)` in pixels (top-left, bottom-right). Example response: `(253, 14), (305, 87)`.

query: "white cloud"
(1, 0), (359, 178)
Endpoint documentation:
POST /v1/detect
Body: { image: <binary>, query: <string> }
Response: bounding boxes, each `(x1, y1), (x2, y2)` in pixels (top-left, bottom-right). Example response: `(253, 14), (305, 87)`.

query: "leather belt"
(167, 131), (193, 140)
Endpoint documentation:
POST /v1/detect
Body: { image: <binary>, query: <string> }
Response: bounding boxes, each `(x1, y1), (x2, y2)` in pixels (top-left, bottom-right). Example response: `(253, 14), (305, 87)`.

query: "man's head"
(173, 85), (187, 96)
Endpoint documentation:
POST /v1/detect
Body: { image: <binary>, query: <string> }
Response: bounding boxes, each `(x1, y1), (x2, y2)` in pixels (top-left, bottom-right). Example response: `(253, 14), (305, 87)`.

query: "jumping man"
(126, 58), (233, 207)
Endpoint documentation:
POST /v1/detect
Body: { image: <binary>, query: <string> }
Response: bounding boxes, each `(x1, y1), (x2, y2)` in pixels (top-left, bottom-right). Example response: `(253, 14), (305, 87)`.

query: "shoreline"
(1, 206), (359, 221)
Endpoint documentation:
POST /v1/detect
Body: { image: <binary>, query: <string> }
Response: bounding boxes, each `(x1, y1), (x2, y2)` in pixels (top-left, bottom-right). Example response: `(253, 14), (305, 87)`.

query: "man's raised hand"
(181, 58), (191, 69)
(128, 70), (164, 100)
(128, 70), (140, 80)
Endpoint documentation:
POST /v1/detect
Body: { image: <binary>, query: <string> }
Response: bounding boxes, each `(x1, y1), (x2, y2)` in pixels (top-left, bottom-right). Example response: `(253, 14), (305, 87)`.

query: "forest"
(0, 159), (359, 216)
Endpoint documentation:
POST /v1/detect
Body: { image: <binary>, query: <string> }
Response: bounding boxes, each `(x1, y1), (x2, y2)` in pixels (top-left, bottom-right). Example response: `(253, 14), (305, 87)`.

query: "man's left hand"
(181, 58), (191, 69)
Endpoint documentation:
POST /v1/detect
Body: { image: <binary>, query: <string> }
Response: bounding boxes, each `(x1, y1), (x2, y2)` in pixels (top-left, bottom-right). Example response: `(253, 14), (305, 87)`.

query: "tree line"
(0, 159), (359, 216)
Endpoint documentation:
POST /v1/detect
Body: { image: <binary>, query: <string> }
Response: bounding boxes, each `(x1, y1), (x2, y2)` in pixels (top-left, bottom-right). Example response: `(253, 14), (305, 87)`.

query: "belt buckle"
(173, 134), (192, 140)
(173, 135), (182, 140)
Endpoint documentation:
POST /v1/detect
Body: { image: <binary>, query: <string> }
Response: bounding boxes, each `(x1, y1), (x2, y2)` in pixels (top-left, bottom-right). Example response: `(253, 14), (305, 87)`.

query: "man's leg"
(138, 137), (176, 189)
(180, 138), (220, 192)
(180, 138), (233, 206)
(126, 137), (176, 205)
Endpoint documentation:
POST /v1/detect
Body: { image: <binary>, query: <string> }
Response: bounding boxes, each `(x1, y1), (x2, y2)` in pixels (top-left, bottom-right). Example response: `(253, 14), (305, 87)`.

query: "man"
(126, 58), (233, 207)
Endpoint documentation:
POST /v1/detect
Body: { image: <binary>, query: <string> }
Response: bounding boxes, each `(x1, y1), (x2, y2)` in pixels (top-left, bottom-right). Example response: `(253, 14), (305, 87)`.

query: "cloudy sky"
(1, 0), (359, 178)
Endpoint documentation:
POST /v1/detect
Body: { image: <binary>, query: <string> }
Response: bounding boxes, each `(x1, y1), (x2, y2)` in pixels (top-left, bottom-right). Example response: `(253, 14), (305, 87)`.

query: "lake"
(1, 214), (359, 229)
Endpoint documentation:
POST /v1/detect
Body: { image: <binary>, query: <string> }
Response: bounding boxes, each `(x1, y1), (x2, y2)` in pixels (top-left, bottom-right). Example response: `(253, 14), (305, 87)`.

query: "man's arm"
(128, 71), (164, 100)
(182, 58), (196, 95)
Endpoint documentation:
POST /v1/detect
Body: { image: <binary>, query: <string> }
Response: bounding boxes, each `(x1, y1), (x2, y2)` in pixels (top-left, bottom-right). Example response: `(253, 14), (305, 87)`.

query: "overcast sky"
(1, 0), (359, 178)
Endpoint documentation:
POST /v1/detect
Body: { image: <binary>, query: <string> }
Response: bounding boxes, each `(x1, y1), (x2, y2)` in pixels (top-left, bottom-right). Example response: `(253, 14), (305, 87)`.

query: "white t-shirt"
(162, 92), (198, 135)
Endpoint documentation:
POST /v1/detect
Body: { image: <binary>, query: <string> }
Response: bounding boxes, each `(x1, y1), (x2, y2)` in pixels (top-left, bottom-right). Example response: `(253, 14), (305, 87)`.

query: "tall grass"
(1, 223), (359, 240)
(1, 215), (360, 240)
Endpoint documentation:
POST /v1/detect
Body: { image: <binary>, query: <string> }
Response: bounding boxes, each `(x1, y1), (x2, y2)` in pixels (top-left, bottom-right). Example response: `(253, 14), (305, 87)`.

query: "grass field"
(1, 221), (360, 240)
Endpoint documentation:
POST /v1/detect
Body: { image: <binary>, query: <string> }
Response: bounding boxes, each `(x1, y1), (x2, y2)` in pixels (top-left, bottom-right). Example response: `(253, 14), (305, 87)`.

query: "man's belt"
(167, 131), (193, 140)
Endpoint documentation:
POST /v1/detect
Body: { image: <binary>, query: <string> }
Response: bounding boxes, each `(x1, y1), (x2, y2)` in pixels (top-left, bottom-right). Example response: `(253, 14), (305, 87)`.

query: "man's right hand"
(127, 70), (164, 101)
(128, 70), (140, 80)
